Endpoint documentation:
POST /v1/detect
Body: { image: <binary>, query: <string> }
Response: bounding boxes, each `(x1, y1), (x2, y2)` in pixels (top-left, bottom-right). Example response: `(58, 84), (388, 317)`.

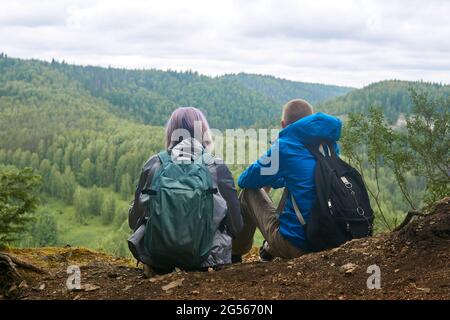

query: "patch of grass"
(40, 199), (113, 247)
(254, 229), (264, 247)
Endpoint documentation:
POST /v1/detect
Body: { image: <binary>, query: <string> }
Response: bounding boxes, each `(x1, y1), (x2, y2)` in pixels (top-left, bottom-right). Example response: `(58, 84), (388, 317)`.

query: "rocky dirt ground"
(1, 198), (449, 300)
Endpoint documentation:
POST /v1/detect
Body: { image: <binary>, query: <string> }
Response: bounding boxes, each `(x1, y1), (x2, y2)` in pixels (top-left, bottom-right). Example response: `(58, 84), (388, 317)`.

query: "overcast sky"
(1, 0), (450, 88)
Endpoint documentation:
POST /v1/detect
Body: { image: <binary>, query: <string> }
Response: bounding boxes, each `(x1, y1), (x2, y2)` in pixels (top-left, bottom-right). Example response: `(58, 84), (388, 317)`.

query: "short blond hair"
(282, 99), (314, 125)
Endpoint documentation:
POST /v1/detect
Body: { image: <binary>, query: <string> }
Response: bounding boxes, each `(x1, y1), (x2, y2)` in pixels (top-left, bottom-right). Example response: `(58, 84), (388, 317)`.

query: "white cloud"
(1, 0), (450, 87)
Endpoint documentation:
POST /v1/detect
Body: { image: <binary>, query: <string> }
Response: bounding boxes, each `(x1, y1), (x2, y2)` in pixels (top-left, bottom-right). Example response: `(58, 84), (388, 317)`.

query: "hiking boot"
(259, 241), (274, 262)
(231, 254), (242, 264)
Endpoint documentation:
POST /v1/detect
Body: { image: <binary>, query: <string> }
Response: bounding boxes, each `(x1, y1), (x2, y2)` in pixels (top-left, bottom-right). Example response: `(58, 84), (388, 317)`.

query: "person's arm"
(215, 163), (243, 237)
(238, 142), (285, 189)
(128, 155), (159, 230)
(270, 177), (286, 189)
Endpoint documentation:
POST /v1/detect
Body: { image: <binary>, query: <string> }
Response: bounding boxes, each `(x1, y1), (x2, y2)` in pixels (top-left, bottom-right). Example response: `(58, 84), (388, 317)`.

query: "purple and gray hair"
(165, 107), (212, 150)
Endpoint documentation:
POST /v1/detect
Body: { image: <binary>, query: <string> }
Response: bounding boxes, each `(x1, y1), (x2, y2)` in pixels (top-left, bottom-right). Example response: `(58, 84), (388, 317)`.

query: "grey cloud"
(1, 0), (450, 87)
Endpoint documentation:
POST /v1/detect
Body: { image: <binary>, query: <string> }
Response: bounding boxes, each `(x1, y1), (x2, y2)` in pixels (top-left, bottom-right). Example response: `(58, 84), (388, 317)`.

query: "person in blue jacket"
(232, 99), (342, 262)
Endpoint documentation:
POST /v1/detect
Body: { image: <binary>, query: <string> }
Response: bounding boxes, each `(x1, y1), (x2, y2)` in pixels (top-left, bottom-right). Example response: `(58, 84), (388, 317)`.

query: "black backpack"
(286, 142), (374, 252)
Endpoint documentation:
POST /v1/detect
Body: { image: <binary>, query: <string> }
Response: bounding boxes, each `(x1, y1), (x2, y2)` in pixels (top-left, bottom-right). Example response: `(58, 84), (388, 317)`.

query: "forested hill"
(222, 73), (353, 105)
(317, 80), (450, 123)
(0, 55), (351, 129)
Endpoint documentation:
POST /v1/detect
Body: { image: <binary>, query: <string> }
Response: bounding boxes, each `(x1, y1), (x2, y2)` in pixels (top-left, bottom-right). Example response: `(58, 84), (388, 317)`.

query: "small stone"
(208, 267), (214, 272)
(339, 263), (358, 275)
(73, 294), (81, 300)
(122, 285), (133, 292)
(162, 278), (184, 291)
(416, 287), (431, 293)
(287, 265), (293, 269)
(149, 274), (167, 283)
(83, 284), (100, 292)
(394, 269), (400, 273)
(38, 283), (46, 291)
(216, 289), (223, 294)
(191, 290), (200, 295)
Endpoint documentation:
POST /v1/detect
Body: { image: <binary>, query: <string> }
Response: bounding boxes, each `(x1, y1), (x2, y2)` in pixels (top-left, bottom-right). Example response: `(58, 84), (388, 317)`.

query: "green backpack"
(143, 151), (216, 270)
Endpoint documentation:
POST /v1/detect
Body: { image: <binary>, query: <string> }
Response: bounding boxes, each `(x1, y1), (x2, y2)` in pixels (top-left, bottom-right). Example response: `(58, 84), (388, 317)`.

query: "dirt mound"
(1, 198), (449, 300)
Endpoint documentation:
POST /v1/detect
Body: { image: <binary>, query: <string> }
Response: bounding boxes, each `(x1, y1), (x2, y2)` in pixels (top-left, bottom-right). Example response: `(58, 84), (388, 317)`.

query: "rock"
(123, 285), (133, 292)
(191, 290), (200, 295)
(38, 283), (46, 291)
(162, 278), (184, 291)
(339, 263), (358, 275)
(208, 267), (214, 272)
(83, 284), (100, 292)
(149, 274), (168, 283)
(415, 286), (431, 293)
(216, 289), (223, 294)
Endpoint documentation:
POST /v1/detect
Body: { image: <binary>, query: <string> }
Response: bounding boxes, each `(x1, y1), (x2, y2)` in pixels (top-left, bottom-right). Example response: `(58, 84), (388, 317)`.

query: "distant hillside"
(318, 80), (450, 123)
(0, 55), (352, 130)
(222, 73), (353, 106)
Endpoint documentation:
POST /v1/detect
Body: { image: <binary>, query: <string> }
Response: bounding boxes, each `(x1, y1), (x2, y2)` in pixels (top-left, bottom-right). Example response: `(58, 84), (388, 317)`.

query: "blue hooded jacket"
(238, 113), (342, 251)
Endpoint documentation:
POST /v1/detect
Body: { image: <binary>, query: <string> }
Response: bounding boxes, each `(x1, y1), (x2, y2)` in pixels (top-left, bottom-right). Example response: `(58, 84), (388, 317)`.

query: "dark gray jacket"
(128, 139), (243, 268)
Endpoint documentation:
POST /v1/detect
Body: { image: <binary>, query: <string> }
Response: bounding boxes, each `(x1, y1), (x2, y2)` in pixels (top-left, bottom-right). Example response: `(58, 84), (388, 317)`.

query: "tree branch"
(0, 252), (47, 274)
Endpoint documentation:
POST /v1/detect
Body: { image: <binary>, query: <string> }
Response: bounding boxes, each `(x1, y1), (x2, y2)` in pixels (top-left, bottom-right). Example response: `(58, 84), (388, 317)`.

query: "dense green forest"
(222, 73), (353, 106)
(0, 54), (448, 257)
(0, 55), (351, 130)
(318, 80), (450, 123)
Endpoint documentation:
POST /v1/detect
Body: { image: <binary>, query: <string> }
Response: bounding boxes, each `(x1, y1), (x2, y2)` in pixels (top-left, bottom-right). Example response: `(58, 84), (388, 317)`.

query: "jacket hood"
(170, 138), (205, 162)
(279, 112), (342, 145)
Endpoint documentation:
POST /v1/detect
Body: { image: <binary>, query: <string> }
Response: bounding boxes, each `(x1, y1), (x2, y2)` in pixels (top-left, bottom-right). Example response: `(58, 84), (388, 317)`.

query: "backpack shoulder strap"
(158, 150), (172, 166)
(291, 194), (306, 226)
(276, 188), (288, 215)
(275, 188), (306, 226)
(201, 152), (218, 194)
(305, 143), (337, 159)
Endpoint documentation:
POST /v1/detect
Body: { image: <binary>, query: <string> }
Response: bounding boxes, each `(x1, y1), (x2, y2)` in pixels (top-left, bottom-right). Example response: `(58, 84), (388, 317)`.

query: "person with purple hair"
(128, 107), (243, 274)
